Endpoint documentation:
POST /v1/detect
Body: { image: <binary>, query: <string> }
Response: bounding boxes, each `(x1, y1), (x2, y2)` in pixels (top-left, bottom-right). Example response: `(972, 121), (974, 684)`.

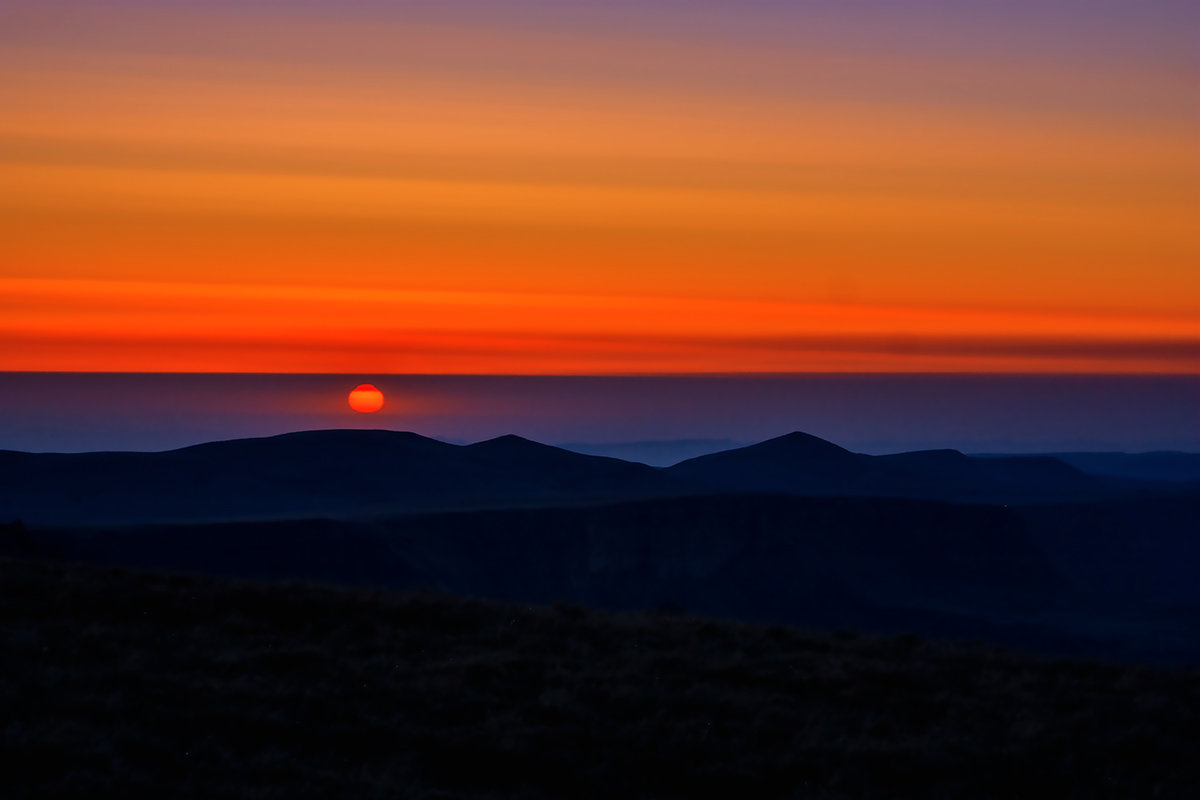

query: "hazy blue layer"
(1, 373), (1195, 459)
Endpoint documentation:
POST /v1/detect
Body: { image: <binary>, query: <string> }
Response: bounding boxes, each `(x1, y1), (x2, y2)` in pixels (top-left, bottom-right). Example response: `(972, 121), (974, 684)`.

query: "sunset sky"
(2, 0), (1197, 374)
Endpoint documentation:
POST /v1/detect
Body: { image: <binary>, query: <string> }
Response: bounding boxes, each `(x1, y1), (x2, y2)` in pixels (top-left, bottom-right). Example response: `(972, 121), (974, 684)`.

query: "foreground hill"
(30, 495), (1055, 619)
(4, 557), (1198, 800)
(0, 430), (693, 525)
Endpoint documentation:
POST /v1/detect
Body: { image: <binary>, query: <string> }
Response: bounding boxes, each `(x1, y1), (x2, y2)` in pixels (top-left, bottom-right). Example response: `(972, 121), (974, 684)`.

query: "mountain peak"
(473, 433), (536, 445)
(467, 434), (550, 453)
(743, 431), (855, 458)
(466, 434), (631, 467)
(173, 429), (453, 457)
(663, 430), (864, 494)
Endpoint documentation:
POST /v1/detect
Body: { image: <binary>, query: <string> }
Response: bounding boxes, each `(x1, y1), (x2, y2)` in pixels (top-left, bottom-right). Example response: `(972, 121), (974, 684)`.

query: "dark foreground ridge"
(4, 557), (1199, 800)
(20, 489), (1200, 665)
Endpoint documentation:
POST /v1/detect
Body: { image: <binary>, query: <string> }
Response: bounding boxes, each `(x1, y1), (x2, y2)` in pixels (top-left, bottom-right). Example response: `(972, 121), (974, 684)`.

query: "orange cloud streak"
(2, 278), (1196, 374)
(1, 3), (1196, 374)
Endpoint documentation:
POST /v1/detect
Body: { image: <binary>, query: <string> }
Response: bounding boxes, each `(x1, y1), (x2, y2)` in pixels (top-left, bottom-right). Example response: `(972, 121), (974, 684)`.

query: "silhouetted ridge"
(0, 428), (1174, 526)
(880, 449), (972, 469)
(981, 451), (1200, 483)
(667, 432), (1105, 503)
(973, 455), (1094, 486)
(179, 428), (449, 450)
(881, 450), (1093, 488)
(667, 431), (894, 495)
(169, 429), (457, 466)
(755, 430), (856, 455)
(0, 429), (691, 525)
(466, 433), (695, 497)
(468, 433), (657, 470)
(467, 433), (590, 460)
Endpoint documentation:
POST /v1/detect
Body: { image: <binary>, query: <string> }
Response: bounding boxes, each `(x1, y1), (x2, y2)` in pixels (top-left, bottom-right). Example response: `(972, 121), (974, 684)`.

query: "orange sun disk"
(348, 383), (384, 413)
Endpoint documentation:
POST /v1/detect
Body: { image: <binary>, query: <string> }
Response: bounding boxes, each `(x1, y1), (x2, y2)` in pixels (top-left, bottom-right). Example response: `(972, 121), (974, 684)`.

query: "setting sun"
(348, 384), (384, 413)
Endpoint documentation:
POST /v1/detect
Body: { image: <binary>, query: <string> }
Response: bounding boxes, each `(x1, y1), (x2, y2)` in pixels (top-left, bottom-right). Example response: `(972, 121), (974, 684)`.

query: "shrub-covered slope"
(3, 558), (1199, 800)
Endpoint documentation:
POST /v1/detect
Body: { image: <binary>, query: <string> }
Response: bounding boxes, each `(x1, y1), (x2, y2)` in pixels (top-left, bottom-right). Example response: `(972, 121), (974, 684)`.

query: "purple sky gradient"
(1, 373), (1195, 457)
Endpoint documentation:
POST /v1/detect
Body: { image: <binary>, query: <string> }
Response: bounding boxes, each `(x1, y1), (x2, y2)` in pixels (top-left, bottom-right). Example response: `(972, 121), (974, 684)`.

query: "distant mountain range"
(0, 430), (691, 526)
(558, 438), (744, 466)
(3, 428), (1192, 526)
(4, 428), (1198, 664)
(665, 432), (1108, 505)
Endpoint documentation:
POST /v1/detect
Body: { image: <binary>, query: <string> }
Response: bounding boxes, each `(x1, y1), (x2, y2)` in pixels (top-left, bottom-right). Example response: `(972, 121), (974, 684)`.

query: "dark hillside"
(667, 431), (896, 495)
(1016, 495), (1200, 606)
(979, 451), (1200, 483)
(3, 558), (1199, 800)
(33, 494), (1081, 655)
(881, 450), (1097, 498)
(464, 434), (679, 494)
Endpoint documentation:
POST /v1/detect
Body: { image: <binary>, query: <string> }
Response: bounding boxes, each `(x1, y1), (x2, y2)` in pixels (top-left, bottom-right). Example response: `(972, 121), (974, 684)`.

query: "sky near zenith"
(2, 0), (1197, 373)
